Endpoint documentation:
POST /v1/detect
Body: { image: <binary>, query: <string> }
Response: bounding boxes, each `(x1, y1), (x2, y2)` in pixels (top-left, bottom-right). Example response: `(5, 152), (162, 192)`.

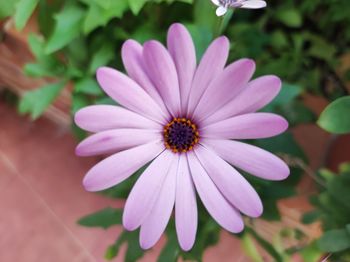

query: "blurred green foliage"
(303, 163), (350, 261)
(1, 0), (350, 261)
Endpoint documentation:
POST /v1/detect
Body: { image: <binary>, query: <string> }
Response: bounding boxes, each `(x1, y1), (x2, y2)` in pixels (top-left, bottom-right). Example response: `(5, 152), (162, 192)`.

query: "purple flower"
(211, 0), (267, 16)
(75, 23), (289, 251)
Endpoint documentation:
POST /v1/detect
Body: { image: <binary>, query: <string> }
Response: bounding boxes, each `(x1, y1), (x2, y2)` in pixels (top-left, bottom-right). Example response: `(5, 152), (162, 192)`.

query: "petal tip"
(250, 203), (264, 218)
(139, 236), (154, 250)
(73, 110), (83, 128)
(75, 145), (84, 156)
(179, 241), (194, 252)
(216, 35), (229, 46)
(169, 22), (186, 32)
(82, 175), (99, 192)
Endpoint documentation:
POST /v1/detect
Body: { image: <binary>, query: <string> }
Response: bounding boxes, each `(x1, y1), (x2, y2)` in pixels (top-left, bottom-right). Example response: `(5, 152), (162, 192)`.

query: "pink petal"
(83, 141), (164, 192)
(203, 139), (290, 180)
(201, 113), (288, 140)
(143, 41), (181, 117)
(202, 75), (281, 125)
(186, 36), (229, 117)
(193, 59), (255, 121)
(194, 145), (263, 217)
(175, 154), (197, 251)
(241, 0), (266, 9)
(96, 67), (167, 123)
(139, 154), (178, 249)
(123, 150), (176, 231)
(76, 129), (161, 157)
(121, 40), (169, 114)
(74, 105), (161, 132)
(167, 23), (196, 113)
(187, 151), (244, 232)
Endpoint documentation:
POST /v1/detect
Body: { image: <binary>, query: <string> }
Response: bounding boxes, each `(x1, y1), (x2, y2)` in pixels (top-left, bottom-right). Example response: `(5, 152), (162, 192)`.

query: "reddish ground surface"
(0, 102), (249, 262)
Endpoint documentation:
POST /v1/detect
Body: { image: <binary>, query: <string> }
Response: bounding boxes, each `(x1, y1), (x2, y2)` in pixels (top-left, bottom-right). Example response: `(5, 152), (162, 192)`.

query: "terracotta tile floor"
(0, 102), (250, 262)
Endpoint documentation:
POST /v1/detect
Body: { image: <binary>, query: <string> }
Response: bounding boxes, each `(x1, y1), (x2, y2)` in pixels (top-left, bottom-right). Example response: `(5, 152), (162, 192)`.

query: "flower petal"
(194, 145), (263, 217)
(211, 0), (220, 6)
(76, 129), (161, 157)
(143, 40), (181, 117)
(187, 36), (229, 117)
(241, 0), (267, 9)
(216, 6), (228, 16)
(167, 23), (196, 113)
(74, 105), (161, 132)
(121, 40), (169, 114)
(175, 154), (197, 251)
(123, 150), (175, 231)
(187, 151), (244, 232)
(203, 139), (290, 180)
(201, 113), (288, 139)
(83, 141), (164, 192)
(194, 59), (255, 121)
(96, 67), (167, 123)
(202, 75), (281, 125)
(139, 154), (178, 249)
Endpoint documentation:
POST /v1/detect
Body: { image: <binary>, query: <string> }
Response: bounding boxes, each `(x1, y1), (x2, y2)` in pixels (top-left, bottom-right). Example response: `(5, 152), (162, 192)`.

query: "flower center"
(163, 118), (200, 153)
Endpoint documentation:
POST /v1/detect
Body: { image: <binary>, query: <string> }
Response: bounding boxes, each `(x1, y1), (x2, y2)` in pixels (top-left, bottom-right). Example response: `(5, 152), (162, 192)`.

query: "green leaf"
(26, 34), (65, 77)
(105, 231), (128, 260)
(89, 44), (114, 74)
(302, 210), (322, 224)
(242, 234), (264, 262)
(45, 4), (84, 54)
(0, 1), (20, 19)
(18, 81), (66, 119)
(157, 232), (180, 262)
(78, 207), (122, 229)
(14, 0), (39, 30)
(74, 78), (103, 96)
(317, 228), (350, 252)
(245, 227), (284, 262)
(275, 9), (302, 28)
(268, 83), (302, 107)
(105, 230), (145, 261)
(125, 231), (145, 262)
(300, 241), (323, 262)
(127, 0), (148, 15)
(318, 96), (350, 134)
(83, 0), (129, 34)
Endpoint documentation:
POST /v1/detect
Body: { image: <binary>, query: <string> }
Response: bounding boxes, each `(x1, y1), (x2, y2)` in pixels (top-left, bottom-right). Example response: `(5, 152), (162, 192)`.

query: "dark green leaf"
(245, 227), (283, 262)
(157, 232), (180, 262)
(125, 231), (145, 262)
(78, 207), (122, 229)
(317, 228), (350, 252)
(74, 78), (103, 96)
(275, 9), (302, 28)
(89, 44), (114, 74)
(302, 210), (322, 224)
(318, 96), (350, 134)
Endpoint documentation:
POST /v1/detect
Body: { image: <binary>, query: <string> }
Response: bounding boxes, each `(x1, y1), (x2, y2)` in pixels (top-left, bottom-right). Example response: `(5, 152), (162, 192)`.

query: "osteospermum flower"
(75, 23), (289, 251)
(211, 0), (267, 16)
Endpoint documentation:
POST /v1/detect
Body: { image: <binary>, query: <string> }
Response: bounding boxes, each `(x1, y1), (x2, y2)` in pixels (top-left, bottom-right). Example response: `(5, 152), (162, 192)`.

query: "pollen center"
(163, 118), (199, 153)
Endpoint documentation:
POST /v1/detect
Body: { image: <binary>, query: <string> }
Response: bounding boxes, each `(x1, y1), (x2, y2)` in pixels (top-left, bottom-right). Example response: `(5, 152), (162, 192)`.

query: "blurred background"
(1, 0), (350, 261)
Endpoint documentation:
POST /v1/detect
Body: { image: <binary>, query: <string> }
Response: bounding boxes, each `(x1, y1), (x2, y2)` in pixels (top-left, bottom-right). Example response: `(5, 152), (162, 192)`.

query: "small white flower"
(211, 0), (267, 16)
